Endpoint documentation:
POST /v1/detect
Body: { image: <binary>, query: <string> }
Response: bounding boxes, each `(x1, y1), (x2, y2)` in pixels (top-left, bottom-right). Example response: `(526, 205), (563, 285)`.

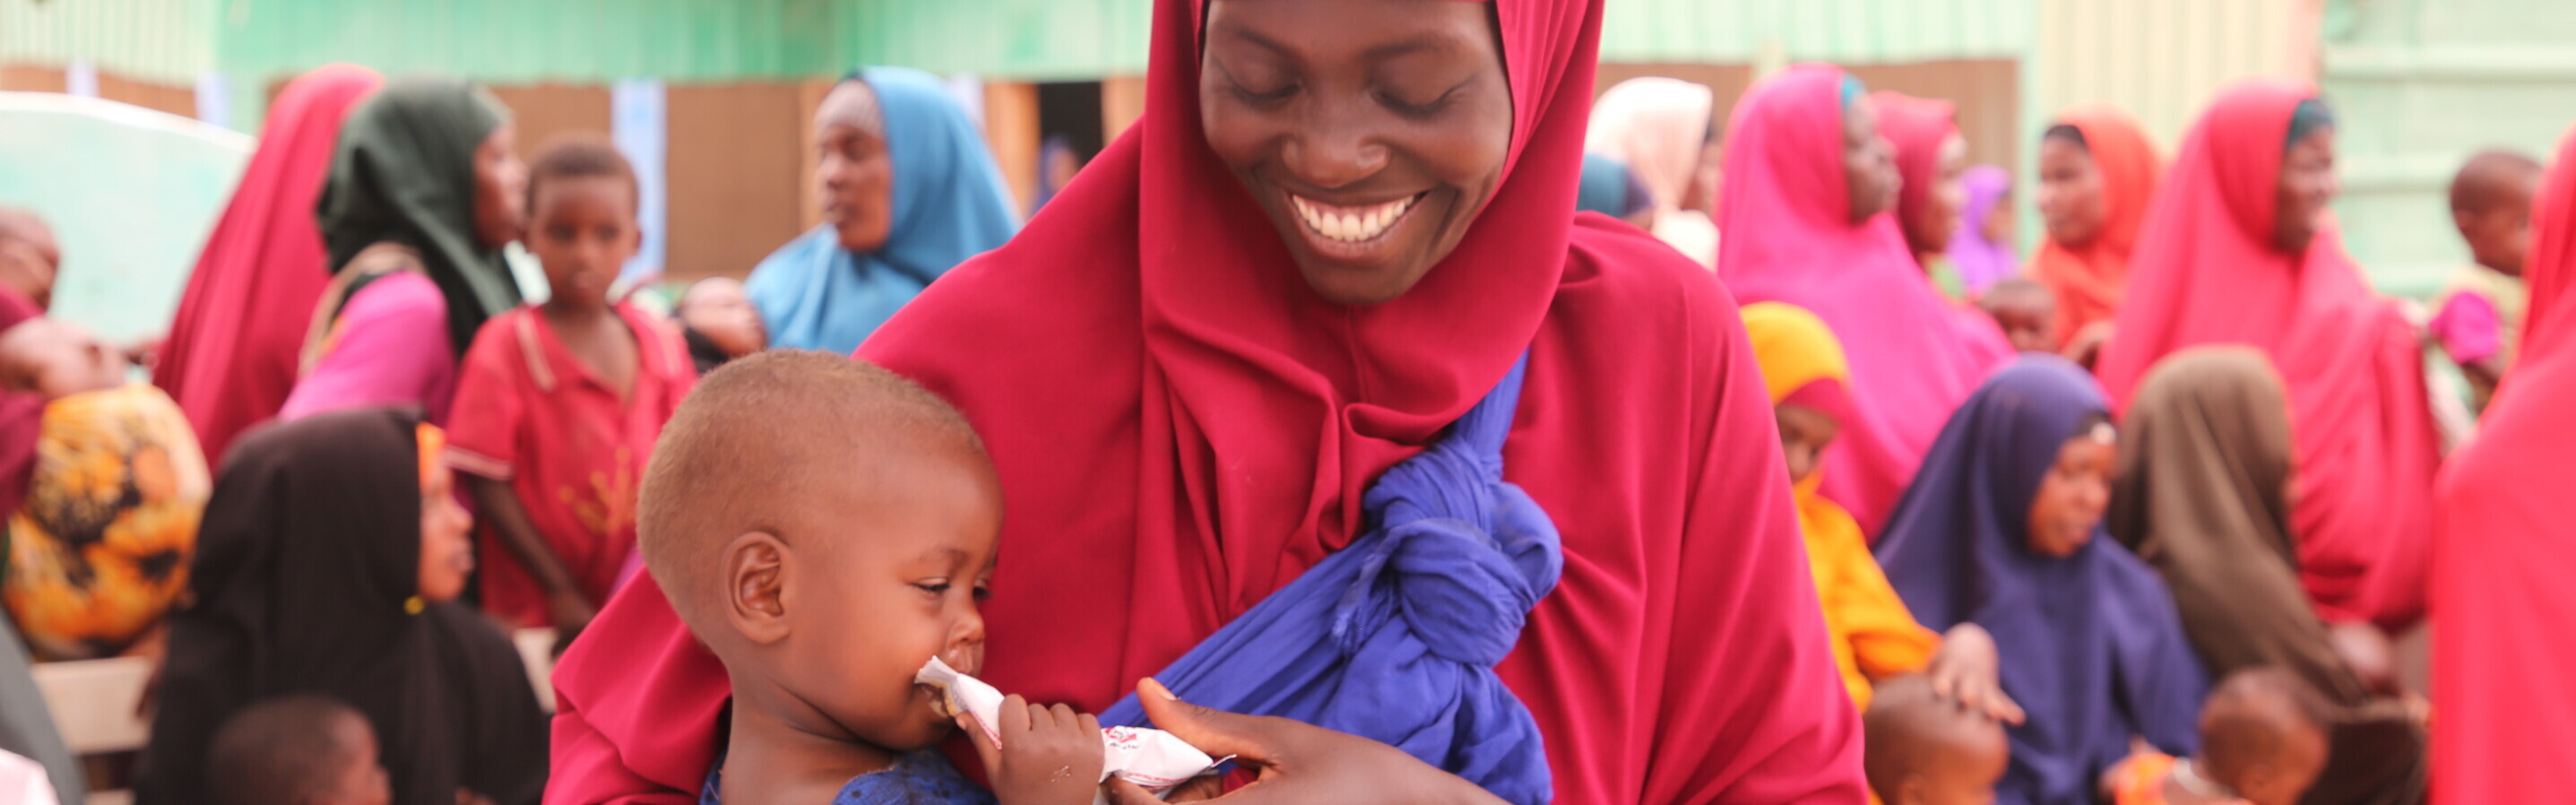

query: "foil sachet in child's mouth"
(915, 657), (1221, 802)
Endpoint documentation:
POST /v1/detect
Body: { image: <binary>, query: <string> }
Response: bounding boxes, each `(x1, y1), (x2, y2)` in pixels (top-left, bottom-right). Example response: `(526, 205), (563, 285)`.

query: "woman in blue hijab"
(1873, 358), (2207, 805)
(747, 67), (1018, 354)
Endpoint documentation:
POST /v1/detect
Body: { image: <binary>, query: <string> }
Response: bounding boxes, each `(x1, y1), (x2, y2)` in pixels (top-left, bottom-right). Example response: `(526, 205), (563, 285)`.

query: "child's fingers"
(999, 694), (1034, 734)
(1078, 712), (1101, 733)
(1047, 702), (1079, 731)
(1102, 778), (1165, 805)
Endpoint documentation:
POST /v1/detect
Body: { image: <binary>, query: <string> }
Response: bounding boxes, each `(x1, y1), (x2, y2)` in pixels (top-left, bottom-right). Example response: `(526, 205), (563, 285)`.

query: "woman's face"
(817, 82), (897, 254)
(2036, 135), (2105, 247)
(1198, 0), (1515, 306)
(1980, 189), (2015, 246)
(1775, 403), (1841, 486)
(1908, 133), (1970, 253)
(2274, 126), (2339, 254)
(1842, 98), (1901, 224)
(2025, 427), (2115, 558)
(471, 125), (528, 251)
(417, 463), (474, 603)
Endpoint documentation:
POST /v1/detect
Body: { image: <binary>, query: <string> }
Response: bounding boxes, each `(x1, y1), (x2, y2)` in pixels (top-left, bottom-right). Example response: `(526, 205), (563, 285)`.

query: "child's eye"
(912, 582), (950, 595)
(972, 584), (992, 602)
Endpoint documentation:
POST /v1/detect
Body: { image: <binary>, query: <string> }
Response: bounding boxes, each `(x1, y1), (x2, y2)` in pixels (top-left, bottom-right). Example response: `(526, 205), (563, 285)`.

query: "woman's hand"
(1101, 679), (1506, 805)
(958, 695), (1108, 805)
(1926, 623), (2026, 725)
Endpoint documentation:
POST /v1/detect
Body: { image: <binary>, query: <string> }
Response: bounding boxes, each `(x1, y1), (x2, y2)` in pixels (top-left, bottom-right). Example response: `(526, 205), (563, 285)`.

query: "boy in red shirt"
(446, 137), (695, 641)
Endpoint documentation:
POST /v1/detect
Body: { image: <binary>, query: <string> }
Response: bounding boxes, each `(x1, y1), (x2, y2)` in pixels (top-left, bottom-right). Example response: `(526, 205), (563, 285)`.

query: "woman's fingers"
(1135, 678), (1275, 765)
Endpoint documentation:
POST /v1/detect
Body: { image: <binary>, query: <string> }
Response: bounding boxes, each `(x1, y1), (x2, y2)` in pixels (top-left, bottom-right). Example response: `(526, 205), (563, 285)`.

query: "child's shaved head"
(2200, 667), (2331, 805)
(1864, 674), (2010, 805)
(2450, 150), (2543, 275)
(207, 696), (388, 805)
(638, 350), (989, 635)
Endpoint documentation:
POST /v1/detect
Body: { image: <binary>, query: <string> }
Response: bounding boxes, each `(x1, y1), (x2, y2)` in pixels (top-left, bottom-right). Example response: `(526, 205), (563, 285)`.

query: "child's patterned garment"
(699, 750), (998, 805)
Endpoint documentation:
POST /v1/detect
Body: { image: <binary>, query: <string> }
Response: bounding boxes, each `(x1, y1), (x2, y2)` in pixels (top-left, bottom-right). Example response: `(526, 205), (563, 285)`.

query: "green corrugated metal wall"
(2321, 0), (2576, 297)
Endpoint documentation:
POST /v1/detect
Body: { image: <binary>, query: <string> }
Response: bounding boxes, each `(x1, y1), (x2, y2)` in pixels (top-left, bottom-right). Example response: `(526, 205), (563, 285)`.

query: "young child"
(445, 136), (696, 640)
(0, 317), (211, 662)
(1977, 279), (2062, 356)
(2430, 149), (2543, 411)
(205, 696), (392, 805)
(1863, 674), (2010, 805)
(637, 351), (1107, 804)
(675, 276), (767, 375)
(2103, 668), (2331, 805)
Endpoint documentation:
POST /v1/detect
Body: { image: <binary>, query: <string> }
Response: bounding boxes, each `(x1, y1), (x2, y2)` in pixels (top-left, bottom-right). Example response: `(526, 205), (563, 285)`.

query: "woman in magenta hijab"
(1717, 65), (2014, 534)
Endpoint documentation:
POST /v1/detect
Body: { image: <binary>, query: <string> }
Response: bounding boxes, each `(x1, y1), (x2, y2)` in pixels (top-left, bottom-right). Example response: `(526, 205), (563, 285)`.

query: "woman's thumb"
(1137, 678), (1268, 763)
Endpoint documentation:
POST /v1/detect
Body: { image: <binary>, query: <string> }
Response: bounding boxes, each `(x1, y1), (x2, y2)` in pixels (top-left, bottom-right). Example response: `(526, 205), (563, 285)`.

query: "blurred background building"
(5, 0), (2576, 342)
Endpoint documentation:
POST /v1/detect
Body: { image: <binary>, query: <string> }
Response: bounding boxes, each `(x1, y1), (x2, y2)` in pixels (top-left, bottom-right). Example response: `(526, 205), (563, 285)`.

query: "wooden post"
(982, 81), (1041, 214)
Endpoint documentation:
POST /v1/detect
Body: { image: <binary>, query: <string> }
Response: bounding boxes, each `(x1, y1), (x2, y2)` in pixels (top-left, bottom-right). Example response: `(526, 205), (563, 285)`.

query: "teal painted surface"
(1600, 0), (2031, 65)
(0, 92), (248, 342)
(2322, 0), (2576, 298)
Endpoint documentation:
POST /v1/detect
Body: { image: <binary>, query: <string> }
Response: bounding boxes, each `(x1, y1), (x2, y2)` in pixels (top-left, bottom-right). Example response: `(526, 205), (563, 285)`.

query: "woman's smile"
(1283, 188), (1432, 263)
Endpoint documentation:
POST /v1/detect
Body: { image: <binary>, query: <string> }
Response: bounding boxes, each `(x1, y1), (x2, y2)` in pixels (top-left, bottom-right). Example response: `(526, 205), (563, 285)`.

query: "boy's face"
(1775, 403), (1840, 486)
(529, 175), (640, 309)
(2222, 722), (2328, 805)
(1904, 726), (2007, 805)
(1985, 294), (2058, 353)
(2458, 173), (2537, 277)
(310, 713), (392, 805)
(765, 443), (1002, 752)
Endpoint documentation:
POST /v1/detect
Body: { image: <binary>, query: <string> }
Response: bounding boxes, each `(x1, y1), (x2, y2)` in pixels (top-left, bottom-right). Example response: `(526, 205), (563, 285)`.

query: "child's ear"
(722, 532), (793, 645)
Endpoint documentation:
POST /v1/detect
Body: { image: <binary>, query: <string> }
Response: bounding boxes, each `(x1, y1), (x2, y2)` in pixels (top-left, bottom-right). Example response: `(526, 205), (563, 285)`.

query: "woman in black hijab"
(134, 408), (546, 805)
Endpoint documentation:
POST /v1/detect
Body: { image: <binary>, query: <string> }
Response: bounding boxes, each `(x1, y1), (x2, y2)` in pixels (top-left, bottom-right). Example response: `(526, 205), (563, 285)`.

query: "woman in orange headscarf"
(2029, 108), (2161, 358)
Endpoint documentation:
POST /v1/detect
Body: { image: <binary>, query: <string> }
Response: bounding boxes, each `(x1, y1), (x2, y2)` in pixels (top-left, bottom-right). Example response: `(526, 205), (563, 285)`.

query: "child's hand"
(959, 694), (1107, 805)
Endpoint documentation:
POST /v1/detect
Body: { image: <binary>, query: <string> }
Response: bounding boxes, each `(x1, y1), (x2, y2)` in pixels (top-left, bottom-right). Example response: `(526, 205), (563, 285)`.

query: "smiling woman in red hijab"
(1718, 65), (2014, 536)
(151, 65), (382, 466)
(2433, 126), (2576, 801)
(2095, 82), (2441, 632)
(548, 0), (1862, 802)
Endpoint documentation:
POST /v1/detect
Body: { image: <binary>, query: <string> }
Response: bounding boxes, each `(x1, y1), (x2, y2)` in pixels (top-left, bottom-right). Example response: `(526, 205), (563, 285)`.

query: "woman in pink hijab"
(1717, 65), (2013, 534)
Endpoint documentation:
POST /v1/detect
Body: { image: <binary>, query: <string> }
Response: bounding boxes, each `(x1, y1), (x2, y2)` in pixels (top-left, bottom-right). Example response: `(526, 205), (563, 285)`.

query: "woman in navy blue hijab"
(1874, 358), (2207, 805)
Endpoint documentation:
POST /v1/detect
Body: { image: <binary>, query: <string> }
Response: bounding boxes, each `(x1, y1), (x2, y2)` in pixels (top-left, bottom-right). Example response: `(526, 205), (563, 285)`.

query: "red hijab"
(0, 287), (41, 517)
(1716, 65), (2013, 535)
(151, 64), (381, 465)
(1869, 91), (1958, 262)
(2029, 107), (2161, 348)
(2096, 82), (2439, 630)
(546, 0), (1863, 802)
(2433, 126), (2576, 801)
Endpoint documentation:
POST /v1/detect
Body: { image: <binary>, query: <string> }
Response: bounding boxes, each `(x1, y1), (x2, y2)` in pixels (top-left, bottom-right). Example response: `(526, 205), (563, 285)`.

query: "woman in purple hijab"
(1949, 165), (2018, 294)
(1874, 357), (2207, 805)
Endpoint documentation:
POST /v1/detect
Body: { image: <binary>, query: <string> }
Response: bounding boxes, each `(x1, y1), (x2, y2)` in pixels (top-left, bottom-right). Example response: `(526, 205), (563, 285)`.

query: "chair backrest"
(30, 657), (151, 756)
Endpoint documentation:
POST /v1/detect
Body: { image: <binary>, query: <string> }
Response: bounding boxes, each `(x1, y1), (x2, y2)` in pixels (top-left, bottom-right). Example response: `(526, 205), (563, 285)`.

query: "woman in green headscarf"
(282, 76), (526, 425)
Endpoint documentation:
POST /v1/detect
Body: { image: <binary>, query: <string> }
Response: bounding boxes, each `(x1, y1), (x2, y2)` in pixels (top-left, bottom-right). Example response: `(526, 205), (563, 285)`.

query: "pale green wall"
(2321, 0), (2576, 297)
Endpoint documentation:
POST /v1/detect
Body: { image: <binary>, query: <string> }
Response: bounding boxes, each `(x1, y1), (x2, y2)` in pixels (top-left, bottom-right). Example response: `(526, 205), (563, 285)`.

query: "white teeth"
(1290, 193), (1416, 244)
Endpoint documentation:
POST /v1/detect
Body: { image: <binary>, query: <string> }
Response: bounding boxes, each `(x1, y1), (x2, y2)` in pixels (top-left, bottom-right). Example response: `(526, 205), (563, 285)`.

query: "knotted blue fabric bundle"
(1098, 354), (1560, 804)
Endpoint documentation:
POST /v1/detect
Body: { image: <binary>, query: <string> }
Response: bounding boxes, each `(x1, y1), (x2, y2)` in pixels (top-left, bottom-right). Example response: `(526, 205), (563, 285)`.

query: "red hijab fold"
(1717, 65), (2013, 535)
(2030, 107), (2161, 347)
(2096, 82), (2439, 630)
(546, 1), (1863, 803)
(1869, 91), (1957, 262)
(2433, 126), (2576, 802)
(151, 65), (382, 465)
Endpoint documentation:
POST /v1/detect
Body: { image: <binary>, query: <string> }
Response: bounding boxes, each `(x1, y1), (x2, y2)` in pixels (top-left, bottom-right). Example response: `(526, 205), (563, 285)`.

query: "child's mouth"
(921, 683), (952, 719)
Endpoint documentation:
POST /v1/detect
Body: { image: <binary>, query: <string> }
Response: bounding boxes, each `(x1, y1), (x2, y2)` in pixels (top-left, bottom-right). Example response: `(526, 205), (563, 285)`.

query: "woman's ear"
(723, 532), (793, 645)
